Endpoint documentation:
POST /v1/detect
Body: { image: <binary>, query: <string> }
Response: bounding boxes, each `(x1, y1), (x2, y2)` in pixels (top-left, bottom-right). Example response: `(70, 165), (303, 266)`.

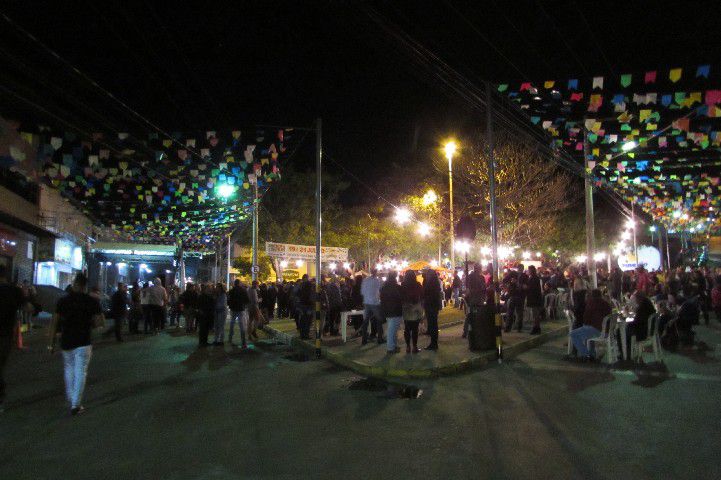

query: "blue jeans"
(386, 316), (402, 351)
(569, 325), (600, 357)
(62, 345), (92, 408)
(213, 309), (227, 343)
(228, 310), (247, 344)
(360, 304), (383, 341)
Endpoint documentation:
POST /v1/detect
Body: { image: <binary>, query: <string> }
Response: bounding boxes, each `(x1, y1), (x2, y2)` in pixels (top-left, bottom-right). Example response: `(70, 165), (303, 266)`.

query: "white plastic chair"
(556, 292), (570, 312)
(630, 313), (663, 363)
(544, 293), (557, 320)
(565, 309), (576, 355)
(586, 314), (619, 363)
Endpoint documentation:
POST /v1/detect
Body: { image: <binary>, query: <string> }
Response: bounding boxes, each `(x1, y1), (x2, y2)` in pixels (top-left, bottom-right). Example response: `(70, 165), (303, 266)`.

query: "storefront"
(0, 227), (18, 278)
(35, 237), (84, 289)
(0, 225), (37, 284)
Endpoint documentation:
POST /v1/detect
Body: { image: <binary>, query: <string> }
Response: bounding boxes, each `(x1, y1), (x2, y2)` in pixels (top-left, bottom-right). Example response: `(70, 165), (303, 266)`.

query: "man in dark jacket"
(462, 265), (486, 339)
(196, 284), (215, 347)
(380, 271), (402, 354)
(0, 265), (26, 412)
(263, 283), (277, 321)
(109, 283), (129, 342)
(526, 266), (543, 335)
(297, 275), (315, 339)
(179, 283), (199, 333)
(423, 269), (443, 351)
(325, 277), (343, 336)
(227, 279), (250, 347)
(505, 265), (529, 333)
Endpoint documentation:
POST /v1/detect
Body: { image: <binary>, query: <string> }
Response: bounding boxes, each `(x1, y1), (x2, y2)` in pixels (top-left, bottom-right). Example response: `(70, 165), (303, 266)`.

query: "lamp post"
(422, 189), (441, 265)
(445, 141), (457, 270)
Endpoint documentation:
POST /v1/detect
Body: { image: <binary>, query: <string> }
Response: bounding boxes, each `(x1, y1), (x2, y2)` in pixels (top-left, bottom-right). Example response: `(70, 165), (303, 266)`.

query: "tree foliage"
(454, 133), (584, 249)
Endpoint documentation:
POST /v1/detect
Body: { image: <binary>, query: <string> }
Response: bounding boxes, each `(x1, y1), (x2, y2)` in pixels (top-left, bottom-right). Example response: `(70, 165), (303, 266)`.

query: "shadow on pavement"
(676, 341), (718, 364)
(630, 362), (673, 388)
(563, 368), (616, 393)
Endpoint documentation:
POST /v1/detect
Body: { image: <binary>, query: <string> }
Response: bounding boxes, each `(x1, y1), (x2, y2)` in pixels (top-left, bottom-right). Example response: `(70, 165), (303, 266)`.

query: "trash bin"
(467, 304), (496, 351)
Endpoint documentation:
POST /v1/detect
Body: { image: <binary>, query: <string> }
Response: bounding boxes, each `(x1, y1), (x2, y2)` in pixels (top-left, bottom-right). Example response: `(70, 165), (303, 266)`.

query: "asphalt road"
(1, 323), (720, 480)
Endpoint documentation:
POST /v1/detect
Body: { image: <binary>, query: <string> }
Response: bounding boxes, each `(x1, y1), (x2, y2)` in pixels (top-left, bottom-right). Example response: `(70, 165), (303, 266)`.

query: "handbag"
(402, 302), (424, 322)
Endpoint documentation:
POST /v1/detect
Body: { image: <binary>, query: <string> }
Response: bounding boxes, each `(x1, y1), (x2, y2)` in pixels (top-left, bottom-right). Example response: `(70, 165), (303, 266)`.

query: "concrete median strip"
(262, 322), (568, 379)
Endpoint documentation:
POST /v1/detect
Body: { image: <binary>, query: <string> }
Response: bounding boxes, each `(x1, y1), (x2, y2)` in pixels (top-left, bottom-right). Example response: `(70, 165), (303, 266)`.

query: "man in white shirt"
(359, 269), (384, 345)
(146, 278), (168, 333)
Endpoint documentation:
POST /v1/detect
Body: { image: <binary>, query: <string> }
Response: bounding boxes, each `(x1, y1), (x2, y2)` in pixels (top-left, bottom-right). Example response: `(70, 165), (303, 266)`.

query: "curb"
(262, 323), (567, 379)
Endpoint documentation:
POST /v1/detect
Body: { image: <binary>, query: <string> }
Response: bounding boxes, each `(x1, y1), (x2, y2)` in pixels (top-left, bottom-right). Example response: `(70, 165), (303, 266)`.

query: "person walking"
(196, 284), (215, 347)
(147, 278), (168, 333)
(129, 282), (142, 334)
(325, 277), (343, 336)
(212, 283), (228, 346)
(48, 273), (103, 416)
(380, 271), (402, 354)
(179, 283), (199, 333)
(451, 272), (462, 308)
(247, 281), (264, 340)
(297, 275), (315, 340)
(109, 282), (129, 342)
(360, 269), (384, 345)
(167, 285), (180, 328)
(0, 265), (26, 413)
(228, 279), (250, 347)
(401, 270), (424, 353)
(526, 265), (543, 335)
(462, 264), (487, 338)
(264, 283), (278, 321)
(141, 282), (152, 334)
(423, 269), (443, 350)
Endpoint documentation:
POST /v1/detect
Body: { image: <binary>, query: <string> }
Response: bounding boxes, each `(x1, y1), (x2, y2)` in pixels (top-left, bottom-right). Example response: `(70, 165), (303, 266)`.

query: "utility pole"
(631, 203), (638, 264)
(214, 242), (220, 283)
(583, 120), (598, 288)
(314, 118), (323, 359)
(486, 82), (502, 361)
(448, 150), (455, 270)
(665, 227), (672, 270)
(251, 180), (259, 282)
(178, 240), (186, 290)
(226, 232), (231, 287)
(657, 227), (664, 271)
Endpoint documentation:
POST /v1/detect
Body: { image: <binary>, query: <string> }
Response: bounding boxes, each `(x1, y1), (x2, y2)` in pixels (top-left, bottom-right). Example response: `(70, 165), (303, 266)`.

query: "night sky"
(1, 0), (719, 193)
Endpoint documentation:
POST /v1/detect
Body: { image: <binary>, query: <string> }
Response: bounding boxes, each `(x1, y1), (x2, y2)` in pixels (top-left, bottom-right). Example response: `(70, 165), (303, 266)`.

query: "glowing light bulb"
(394, 207), (411, 225)
(444, 141), (457, 160)
(417, 222), (431, 237)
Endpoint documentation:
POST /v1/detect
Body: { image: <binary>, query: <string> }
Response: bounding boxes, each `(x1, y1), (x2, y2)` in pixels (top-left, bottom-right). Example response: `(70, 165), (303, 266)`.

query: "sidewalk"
(264, 307), (568, 379)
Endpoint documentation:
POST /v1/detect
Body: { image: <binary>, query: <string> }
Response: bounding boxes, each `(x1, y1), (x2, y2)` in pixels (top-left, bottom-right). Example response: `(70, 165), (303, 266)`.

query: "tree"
(454, 132), (584, 250)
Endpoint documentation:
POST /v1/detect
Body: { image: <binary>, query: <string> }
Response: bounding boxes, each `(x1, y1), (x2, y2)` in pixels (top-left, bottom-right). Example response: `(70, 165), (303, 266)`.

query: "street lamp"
(422, 189), (438, 207)
(422, 188), (442, 266)
(417, 222), (431, 237)
(454, 239), (471, 280)
(444, 140), (458, 269)
(394, 207), (411, 225)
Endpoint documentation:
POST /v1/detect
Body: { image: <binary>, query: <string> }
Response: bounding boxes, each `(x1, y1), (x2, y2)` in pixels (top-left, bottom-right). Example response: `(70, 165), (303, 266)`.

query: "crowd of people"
(2, 258), (720, 417)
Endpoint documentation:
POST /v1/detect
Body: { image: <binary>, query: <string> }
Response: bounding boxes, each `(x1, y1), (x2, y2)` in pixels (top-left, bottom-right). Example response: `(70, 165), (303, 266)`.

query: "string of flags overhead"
(498, 64), (721, 234)
(0, 116), (297, 249)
